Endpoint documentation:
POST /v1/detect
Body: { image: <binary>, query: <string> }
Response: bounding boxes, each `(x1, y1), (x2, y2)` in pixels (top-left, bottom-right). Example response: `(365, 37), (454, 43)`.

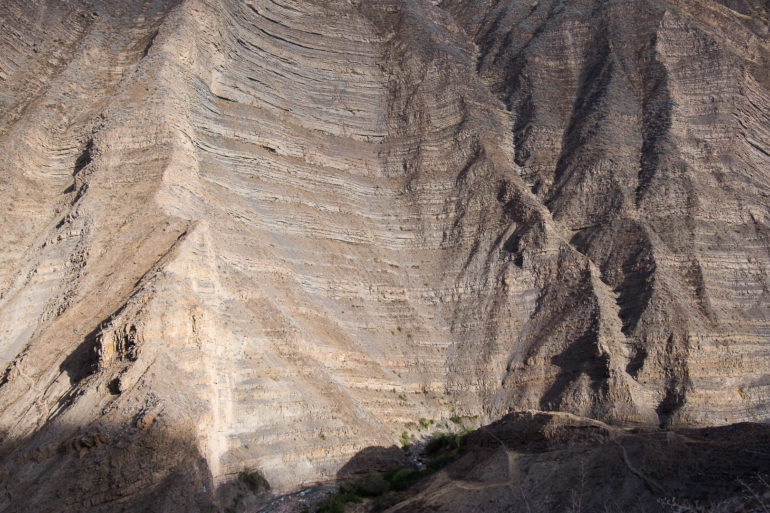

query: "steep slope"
(371, 412), (770, 513)
(442, 0), (770, 426)
(0, 0), (768, 511)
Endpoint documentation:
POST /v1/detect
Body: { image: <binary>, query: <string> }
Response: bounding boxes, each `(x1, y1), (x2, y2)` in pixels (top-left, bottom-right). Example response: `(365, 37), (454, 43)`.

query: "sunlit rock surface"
(0, 0), (768, 510)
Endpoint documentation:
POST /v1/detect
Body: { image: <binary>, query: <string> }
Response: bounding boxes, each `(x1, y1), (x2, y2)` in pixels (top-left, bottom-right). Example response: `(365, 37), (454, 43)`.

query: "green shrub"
(315, 430), (469, 513)
(424, 432), (460, 456)
(385, 467), (423, 491)
(353, 471), (390, 497)
(316, 490), (361, 513)
(427, 451), (462, 473)
(450, 414), (462, 424)
(400, 431), (411, 448)
(318, 472), (390, 513)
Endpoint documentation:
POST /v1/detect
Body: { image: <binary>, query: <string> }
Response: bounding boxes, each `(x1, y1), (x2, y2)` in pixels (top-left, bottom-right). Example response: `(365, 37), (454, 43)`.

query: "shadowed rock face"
(376, 412), (770, 513)
(0, 0), (768, 509)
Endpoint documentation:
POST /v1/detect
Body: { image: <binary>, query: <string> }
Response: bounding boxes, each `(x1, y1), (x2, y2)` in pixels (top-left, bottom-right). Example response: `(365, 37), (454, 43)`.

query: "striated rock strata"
(0, 0), (768, 510)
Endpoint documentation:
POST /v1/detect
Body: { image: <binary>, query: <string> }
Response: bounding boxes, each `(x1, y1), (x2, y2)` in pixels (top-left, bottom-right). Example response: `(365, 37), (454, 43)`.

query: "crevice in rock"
(625, 346), (647, 378)
(547, 24), (614, 205)
(685, 258), (716, 322)
(59, 325), (101, 387)
(140, 29), (159, 59)
(73, 139), (93, 175)
(614, 234), (656, 337)
(656, 334), (692, 428)
(635, 35), (673, 205)
(59, 305), (135, 387)
(502, 231), (524, 267)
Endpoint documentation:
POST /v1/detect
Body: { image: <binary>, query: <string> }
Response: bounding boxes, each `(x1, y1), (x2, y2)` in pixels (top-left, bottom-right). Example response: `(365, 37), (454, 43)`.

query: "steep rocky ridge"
(441, 0), (770, 426)
(0, 0), (768, 510)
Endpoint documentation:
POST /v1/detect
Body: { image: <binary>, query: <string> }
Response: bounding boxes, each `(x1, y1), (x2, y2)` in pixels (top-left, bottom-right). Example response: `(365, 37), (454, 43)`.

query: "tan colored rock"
(0, 0), (768, 510)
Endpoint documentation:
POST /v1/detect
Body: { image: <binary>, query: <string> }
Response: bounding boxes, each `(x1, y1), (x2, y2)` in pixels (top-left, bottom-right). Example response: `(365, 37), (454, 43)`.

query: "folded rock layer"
(0, 0), (768, 510)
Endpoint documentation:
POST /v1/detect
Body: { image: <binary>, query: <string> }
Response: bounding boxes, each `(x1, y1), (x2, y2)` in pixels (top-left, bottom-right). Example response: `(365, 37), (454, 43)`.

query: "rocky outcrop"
(0, 0), (768, 510)
(442, 0), (770, 429)
(369, 411), (770, 513)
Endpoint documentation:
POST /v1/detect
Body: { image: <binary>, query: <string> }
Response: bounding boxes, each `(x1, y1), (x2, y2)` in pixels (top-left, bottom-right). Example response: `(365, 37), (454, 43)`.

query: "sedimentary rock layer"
(0, 0), (768, 510)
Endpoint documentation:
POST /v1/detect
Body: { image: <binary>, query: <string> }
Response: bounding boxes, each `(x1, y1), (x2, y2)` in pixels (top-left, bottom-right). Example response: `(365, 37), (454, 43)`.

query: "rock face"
(0, 0), (768, 510)
(376, 411), (770, 513)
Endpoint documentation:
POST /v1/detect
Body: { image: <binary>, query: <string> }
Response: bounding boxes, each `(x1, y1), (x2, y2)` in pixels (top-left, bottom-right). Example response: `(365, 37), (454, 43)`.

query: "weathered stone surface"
(377, 411), (770, 513)
(0, 0), (768, 510)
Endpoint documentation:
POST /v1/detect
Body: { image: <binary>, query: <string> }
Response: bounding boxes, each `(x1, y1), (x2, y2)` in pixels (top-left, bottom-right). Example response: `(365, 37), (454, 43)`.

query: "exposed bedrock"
(0, 0), (768, 508)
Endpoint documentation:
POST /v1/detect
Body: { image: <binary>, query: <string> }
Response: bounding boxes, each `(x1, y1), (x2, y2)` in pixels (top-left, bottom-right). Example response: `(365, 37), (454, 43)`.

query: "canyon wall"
(0, 0), (768, 510)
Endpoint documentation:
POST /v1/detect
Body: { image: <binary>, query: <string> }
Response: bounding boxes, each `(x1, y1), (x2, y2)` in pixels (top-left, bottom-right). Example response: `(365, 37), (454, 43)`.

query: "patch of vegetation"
(384, 466), (424, 491)
(351, 471), (390, 497)
(238, 468), (271, 494)
(449, 414), (462, 424)
(315, 431), (469, 512)
(400, 431), (411, 448)
(314, 468), (420, 513)
(316, 489), (362, 513)
(422, 431), (469, 471)
(419, 418), (434, 429)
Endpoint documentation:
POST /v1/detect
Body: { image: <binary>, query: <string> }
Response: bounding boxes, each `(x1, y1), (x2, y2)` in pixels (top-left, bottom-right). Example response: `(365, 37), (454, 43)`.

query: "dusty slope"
(371, 412), (770, 513)
(0, 0), (768, 510)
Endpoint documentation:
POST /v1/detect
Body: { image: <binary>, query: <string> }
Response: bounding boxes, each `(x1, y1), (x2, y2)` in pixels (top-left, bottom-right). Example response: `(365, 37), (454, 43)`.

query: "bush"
(385, 467), (423, 491)
(318, 472), (389, 513)
(316, 491), (361, 513)
(424, 432), (463, 457)
(315, 430), (469, 512)
(353, 471), (390, 497)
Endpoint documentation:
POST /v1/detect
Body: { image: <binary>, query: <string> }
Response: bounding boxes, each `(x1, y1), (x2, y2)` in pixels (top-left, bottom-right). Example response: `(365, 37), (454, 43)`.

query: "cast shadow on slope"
(0, 418), (216, 513)
(321, 412), (770, 513)
(4, 411), (770, 513)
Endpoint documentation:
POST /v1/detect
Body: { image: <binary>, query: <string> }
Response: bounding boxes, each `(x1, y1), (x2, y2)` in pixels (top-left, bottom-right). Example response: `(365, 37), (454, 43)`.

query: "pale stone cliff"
(0, 0), (768, 510)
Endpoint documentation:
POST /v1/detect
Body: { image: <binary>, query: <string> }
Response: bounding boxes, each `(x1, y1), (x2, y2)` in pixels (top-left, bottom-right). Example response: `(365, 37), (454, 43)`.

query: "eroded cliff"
(0, 0), (768, 510)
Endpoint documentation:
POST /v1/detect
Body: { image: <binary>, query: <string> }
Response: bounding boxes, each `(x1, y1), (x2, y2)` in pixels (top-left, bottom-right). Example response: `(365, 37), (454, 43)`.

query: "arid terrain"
(0, 0), (768, 511)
